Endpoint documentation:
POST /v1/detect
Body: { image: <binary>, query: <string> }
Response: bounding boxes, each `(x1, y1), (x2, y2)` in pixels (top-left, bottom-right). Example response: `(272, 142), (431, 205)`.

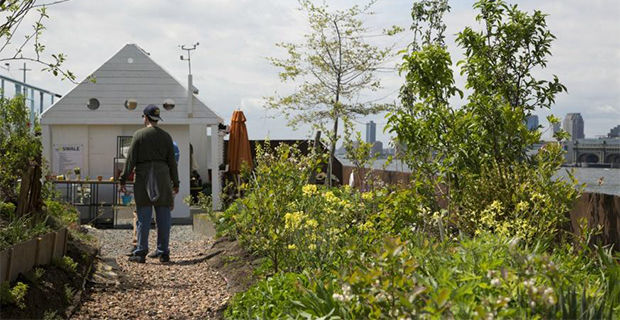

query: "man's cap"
(144, 104), (163, 121)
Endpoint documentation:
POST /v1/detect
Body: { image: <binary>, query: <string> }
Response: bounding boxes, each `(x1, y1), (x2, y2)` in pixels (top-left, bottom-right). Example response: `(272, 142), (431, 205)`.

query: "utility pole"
(179, 43), (199, 118)
(19, 63), (34, 131)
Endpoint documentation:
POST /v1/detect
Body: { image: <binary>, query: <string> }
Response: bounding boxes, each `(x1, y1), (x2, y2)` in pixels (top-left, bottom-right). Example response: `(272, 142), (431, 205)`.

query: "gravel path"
(72, 226), (230, 319)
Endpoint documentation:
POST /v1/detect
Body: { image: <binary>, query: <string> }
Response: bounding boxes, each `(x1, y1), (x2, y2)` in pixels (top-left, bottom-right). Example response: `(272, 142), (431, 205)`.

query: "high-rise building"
(365, 121), (376, 143)
(608, 125), (620, 138)
(552, 122), (561, 134)
(526, 115), (539, 131)
(563, 113), (584, 141)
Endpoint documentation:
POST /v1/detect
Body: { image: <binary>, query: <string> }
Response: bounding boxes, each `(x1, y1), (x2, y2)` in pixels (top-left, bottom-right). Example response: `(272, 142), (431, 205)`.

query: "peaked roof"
(41, 44), (221, 125)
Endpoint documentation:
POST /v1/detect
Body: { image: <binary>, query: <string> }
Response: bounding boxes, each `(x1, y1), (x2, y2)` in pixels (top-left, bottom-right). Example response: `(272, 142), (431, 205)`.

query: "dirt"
(203, 236), (261, 296)
(0, 229), (99, 320)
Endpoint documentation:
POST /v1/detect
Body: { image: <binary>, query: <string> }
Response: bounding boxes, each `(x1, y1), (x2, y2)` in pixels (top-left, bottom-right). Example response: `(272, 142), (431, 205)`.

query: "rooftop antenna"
(179, 42), (199, 75)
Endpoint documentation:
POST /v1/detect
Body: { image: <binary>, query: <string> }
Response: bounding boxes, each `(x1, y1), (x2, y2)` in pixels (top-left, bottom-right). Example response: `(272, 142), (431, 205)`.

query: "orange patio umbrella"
(227, 110), (253, 174)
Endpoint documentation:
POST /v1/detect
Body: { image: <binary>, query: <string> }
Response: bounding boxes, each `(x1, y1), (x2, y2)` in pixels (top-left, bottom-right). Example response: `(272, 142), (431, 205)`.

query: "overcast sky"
(2, 0), (619, 144)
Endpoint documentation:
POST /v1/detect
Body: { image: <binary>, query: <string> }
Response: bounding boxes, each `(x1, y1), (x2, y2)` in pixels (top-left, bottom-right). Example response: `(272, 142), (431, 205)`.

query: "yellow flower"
(306, 219), (319, 228)
(287, 244), (297, 250)
(308, 244), (317, 250)
(302, 184), (318, 196)
(362, 192), (373, 201)
(324, 191), (338, 203)
(284, 211), (306, 230)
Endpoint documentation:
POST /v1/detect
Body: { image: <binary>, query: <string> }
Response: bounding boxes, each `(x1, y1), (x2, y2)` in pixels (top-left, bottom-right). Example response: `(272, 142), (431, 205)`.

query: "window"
(163, 98), (175, 111)
(87, 98), (100, 110)
(125, 99), (137, 110)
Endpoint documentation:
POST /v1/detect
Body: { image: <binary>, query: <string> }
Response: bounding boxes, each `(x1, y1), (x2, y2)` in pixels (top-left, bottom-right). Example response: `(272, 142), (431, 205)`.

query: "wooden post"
(63, 229), (69, 256)
(309, 131), (321, 184)
(5, 248), (14, 282)
(34, 237), (42, 266)
(51, 232), (58, 258)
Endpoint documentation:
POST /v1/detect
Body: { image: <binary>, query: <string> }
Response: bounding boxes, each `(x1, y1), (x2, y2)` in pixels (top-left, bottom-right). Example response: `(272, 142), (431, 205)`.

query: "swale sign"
(52, 144), (83, 175)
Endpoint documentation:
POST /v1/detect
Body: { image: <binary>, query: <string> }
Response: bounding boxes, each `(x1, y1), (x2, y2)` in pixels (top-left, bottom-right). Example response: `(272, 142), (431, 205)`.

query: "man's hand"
(173, 187), (179, 195)
(119, 184), (126, 194)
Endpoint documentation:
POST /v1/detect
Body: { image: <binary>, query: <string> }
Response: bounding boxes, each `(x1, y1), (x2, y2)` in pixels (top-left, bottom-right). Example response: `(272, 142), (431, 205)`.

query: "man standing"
(120, 105), (179, 263)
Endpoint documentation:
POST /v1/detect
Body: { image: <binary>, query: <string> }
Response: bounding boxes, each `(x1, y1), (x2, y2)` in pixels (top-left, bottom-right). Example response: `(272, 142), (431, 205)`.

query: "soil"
(203, 236), (261, 295)
(0, 228), (99, 320)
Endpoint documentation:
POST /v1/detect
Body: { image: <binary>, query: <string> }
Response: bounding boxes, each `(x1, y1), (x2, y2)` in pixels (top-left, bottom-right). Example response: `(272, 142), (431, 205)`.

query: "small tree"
(1, 0), (76, 81)
(387, 0), (578, 242)
(266, 0), (399, 186)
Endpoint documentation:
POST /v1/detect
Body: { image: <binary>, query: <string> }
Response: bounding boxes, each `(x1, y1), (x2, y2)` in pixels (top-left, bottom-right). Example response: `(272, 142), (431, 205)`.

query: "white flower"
(491, 278), (501, 287)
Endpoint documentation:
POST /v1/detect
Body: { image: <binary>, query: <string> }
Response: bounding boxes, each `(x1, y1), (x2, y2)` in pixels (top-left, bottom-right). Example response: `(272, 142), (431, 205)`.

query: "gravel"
(72, 226), (230, 319)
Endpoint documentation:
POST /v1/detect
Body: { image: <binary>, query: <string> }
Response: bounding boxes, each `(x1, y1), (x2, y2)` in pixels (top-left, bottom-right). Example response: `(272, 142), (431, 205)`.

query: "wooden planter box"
(0, 228), (68, 283)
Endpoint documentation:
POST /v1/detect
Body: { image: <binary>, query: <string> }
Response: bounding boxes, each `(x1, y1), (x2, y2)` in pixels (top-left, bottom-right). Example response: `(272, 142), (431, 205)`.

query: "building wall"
(44, 124), (192, 219)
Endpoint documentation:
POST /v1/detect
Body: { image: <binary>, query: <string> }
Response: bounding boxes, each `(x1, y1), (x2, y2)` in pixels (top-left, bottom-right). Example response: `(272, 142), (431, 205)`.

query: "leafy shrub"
(225, 272), (306, 319)
(0, 281), (28, 309)
(53, 256), (78, 273)
(0, 95), (42, 203)
(0, 214), (50, 251)
(24, 268), (45, 283)
(44, 199), (78, 227)
(316, 234), (620, 319)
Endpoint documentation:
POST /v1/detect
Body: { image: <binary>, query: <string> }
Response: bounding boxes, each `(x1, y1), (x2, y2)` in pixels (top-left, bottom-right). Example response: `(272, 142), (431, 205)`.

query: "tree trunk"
(326, 117), (339, 187)
(15, 155), (43, 218)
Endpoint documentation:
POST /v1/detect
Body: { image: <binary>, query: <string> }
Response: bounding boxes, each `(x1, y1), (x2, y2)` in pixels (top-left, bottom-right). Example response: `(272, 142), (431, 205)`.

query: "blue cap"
(144, 104), (163, 121)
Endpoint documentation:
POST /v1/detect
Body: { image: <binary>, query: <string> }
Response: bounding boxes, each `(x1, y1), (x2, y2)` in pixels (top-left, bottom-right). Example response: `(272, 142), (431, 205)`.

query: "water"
(338, 157), (620, 195)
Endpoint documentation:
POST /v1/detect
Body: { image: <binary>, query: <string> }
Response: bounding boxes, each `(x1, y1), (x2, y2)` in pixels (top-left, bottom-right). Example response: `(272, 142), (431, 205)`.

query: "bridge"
(571, 139), (620, 167)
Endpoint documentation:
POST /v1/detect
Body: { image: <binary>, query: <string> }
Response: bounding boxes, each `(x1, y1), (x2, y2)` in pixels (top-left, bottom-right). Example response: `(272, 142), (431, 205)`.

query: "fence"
(0, 228), (68, 283)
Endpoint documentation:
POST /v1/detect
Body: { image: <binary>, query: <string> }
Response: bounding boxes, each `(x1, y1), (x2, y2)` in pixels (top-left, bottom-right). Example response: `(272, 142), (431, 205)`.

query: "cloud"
(0, 0), (617, 142)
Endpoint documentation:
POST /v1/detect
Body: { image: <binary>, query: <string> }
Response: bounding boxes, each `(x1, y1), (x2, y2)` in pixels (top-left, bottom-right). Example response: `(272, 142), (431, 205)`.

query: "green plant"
(0, 95), (41, 203)
(43, 309), (61, 320)
(53, 256), (78, 273)
(225, 272), (306, 319)
(232, 142), (321, 273)
(45, 199), (78, 227)
(386, 0), (579, 243)
(0, 281), (28, 309)
(63, 283), (75, 303)
(0, 214), (50, 251)
(24, 268), (45, 284)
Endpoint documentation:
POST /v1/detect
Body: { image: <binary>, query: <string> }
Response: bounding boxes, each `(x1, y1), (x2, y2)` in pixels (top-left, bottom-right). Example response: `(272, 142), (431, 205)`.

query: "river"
(337, 158), (620, 195)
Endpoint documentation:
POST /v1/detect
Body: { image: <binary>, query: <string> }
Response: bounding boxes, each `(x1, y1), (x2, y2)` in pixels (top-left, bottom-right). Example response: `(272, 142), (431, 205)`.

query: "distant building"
(526, 115), (539, 131)
(371, 141), (383, 156)
(552, 122), (561, 134)
(563, 113), (584, 141)
(608, 125), (620, 138)
(365, 121), (376, 143)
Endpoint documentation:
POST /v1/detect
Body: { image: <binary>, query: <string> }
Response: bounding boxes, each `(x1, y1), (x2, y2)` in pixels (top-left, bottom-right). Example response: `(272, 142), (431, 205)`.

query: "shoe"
(128, 255), (146, 263)
(159, 254), (170, 263)
(125, 245), (138, 257)
(148, 252), (162, 259)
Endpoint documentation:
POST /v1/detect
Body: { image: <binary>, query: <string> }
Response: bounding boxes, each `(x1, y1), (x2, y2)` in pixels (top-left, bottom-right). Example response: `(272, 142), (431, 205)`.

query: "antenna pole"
(180, 42), (199, 75)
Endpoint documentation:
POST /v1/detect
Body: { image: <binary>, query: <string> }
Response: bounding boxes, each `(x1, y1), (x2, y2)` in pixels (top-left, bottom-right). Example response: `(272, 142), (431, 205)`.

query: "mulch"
(71, 226), (230, 319)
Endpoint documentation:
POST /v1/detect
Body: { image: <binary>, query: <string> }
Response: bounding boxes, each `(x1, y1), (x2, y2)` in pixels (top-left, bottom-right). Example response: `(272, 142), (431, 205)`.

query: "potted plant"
(121, 189), (133, 206)
(73, 167), (81, 181)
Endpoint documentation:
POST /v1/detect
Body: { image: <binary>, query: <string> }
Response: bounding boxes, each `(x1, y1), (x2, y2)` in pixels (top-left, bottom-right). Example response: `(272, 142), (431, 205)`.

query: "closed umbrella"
(227, 110), (253, 175)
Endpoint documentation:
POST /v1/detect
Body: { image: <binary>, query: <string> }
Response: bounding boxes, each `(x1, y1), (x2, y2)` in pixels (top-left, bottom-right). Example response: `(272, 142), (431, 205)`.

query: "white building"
(40, 44), (225, 221)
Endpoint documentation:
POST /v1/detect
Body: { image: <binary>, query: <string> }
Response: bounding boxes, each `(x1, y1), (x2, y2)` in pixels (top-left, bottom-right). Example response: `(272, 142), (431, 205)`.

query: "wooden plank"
(0, 249), (10, 283)
(9, 238), (37, 282)
(34, 238), (42, 266)
(37, 232), (55, 265)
